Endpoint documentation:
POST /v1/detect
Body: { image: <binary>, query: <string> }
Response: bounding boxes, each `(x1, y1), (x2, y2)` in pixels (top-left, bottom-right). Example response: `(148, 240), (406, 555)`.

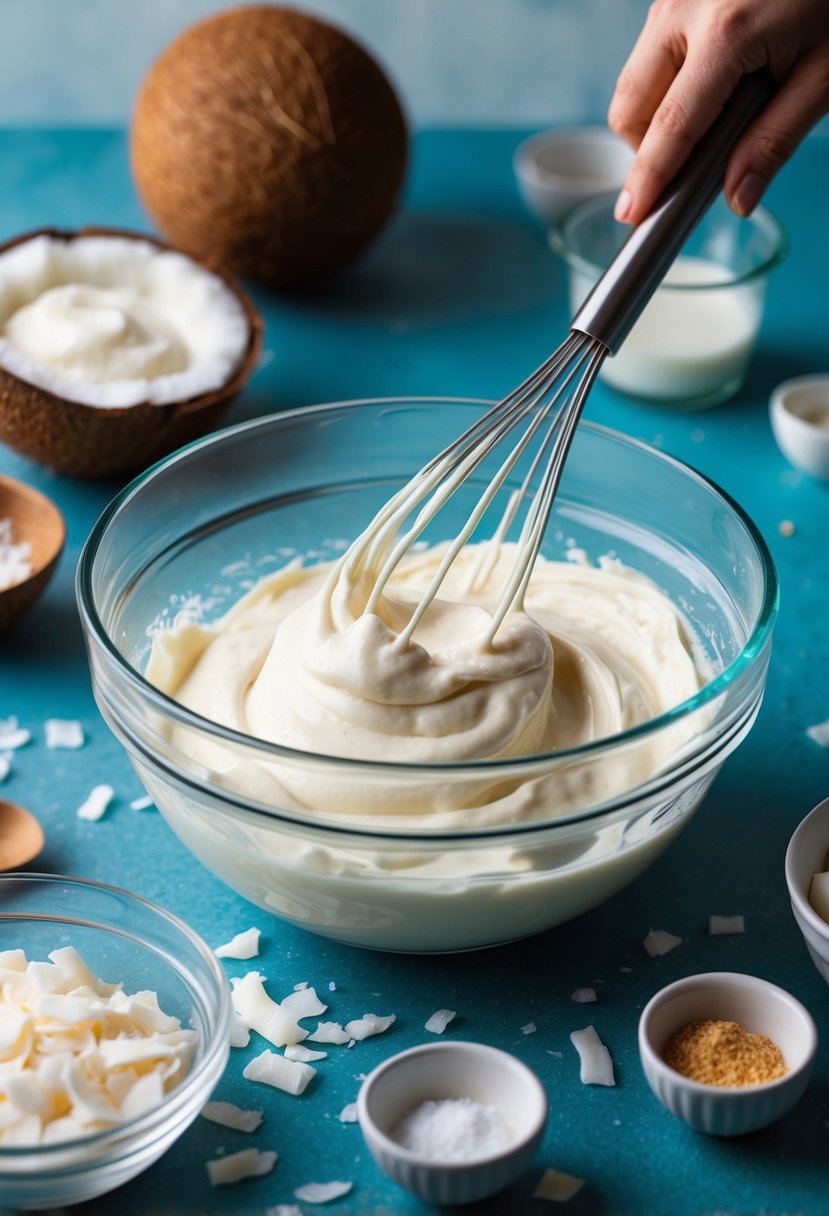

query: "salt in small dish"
(514, 124), (633, 225)
(785, 795), (829, 986)
(639, 971), (817, 1136)
(0, 474), (65, 634)
(770, 375), (829, 479)
(357, 1041), (548, 1205)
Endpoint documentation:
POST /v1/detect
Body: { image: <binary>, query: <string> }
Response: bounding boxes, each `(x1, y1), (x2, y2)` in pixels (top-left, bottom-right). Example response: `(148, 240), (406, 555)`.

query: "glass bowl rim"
(0, 871), (231, 1164)
(549, 191), (787, 289)
(76, 396), (778, 783)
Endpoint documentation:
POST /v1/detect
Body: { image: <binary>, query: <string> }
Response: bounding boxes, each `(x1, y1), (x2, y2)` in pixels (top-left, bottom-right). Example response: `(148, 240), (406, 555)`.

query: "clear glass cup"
(550, 194), (787, 410)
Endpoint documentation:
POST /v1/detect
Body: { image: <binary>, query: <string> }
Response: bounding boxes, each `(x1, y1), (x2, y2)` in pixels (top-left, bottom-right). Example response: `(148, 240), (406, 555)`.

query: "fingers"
(614, 51), (742, 223)
(725, 49), (829, 215)
(608, 10), (682, 151)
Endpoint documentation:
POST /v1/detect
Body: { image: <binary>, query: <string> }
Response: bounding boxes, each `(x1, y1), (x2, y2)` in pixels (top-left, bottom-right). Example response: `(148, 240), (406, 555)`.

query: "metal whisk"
(341, 74), (773, 642)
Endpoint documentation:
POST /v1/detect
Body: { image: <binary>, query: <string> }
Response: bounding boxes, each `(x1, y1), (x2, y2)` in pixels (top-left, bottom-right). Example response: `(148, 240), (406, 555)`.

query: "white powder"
(391, 1097), (513, 1162)
(0, 518), (32, 592)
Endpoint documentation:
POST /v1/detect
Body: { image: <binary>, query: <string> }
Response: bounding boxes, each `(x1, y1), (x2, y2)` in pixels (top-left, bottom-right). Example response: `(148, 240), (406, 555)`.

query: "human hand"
(608, 0), (829, 224)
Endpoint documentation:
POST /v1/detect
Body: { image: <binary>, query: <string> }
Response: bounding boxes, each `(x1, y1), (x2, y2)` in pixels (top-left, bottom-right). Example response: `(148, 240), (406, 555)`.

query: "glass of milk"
(550, 194), (786, 409)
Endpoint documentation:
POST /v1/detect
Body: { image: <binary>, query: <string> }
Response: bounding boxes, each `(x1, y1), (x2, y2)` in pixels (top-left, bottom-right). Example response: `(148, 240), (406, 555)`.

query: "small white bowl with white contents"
(357, 1041), (548, 1205)
(514, 125), (633, 225)
(639, 972), (817, 1136)
(770, 376), (829, 479)
(785, 796), (829, 985)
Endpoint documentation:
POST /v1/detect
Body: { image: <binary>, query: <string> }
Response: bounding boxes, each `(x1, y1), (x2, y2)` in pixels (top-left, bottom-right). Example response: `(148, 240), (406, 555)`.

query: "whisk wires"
(339, 330), (608, 644)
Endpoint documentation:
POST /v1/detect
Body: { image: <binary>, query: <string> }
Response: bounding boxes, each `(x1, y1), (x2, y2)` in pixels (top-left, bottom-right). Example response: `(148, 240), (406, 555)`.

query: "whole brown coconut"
(131, 4), (408, 289)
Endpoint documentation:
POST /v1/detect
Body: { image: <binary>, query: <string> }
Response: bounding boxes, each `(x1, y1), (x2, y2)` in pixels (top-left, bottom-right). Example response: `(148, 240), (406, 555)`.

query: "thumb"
(726, 53), (829, 216)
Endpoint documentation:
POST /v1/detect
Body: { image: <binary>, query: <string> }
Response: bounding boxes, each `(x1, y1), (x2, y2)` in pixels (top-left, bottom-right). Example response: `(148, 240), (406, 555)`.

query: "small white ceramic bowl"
(357, 1041), (548, 1205)
(514, 125), (633, 225)
(770, 375), (829, 479)
(785, 796), (829, 985)
(639, 972), (817, 1137)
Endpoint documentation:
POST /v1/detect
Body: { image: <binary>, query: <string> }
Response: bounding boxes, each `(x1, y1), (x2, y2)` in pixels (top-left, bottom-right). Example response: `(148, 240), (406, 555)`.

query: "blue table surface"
(1, 128), (828, 1216)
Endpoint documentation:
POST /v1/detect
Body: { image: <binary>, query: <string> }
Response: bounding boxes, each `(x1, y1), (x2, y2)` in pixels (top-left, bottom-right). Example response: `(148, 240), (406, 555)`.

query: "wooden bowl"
(0, 226), (263, 479)
(0, 475), (65, 633)
(0, 800), (45, 869)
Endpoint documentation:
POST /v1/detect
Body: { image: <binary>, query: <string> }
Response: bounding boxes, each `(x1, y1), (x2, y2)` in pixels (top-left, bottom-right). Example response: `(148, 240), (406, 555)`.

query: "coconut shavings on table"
(206, 1147), (277, 1186)
(294, 1181), (353, 1204)
(571, 988), (597, 1003)
(709, 914), (745, 935)
(75, 783), (114, 821)
(201, 1100), (263, 1133)
(570, 1026), (615, 1086)
(425, 1008), (456, 1033)
(533, 1168), (586, 1202)
(807, 718), (829, 747)
(44, 718), (84, 749)
(215, 927), (261, 959)
(0, 717), (31, 750)
(0, 752), (11, 782)
(643, 929), (682, 957)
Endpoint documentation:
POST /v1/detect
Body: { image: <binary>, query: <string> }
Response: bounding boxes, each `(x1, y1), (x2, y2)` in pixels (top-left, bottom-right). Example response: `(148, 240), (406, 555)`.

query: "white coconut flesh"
(0, 235), (250, 408)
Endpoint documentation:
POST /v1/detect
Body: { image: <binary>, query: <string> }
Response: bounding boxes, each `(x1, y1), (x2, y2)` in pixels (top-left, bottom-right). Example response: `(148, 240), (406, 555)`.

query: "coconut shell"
(131, 4), (408, 289)
(0, 226), (263, 480)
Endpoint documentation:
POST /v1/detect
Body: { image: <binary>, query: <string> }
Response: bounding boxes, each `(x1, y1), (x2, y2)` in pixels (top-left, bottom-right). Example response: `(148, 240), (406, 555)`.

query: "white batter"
(148, 542), (708, 828)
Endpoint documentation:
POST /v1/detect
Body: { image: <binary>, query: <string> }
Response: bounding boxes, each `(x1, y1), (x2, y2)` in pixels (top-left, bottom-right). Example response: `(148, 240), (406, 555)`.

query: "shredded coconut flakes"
(294, 1181), (353, 1204)
(424, 1008), (456, 1034)
(533, 1167), (585, 1202)
(44, 719), (84, 750)
(76, 784), (114, 822)
(643, 928), (682, 957)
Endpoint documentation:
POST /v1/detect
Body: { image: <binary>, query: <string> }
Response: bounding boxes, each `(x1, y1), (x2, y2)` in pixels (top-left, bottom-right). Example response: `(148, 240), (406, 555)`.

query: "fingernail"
(732, 173), (767, 217)
(614, 189), (632, 223)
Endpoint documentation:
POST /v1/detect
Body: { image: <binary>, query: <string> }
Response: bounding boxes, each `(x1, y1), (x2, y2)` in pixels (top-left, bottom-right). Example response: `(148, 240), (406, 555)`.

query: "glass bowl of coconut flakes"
(0, 872), (231, 1209)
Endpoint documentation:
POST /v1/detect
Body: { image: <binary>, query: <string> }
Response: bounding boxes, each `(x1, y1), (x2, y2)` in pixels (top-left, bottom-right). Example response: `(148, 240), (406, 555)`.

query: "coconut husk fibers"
(131, 4), (408, 289)
(0, 226), (263, 480)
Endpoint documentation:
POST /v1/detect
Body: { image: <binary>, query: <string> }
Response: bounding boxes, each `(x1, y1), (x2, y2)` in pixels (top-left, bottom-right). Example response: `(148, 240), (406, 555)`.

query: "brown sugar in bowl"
(0, 227), (263, 480)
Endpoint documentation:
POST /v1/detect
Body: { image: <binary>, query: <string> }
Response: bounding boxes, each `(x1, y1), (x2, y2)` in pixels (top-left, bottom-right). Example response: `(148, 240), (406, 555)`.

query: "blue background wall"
(0, 0), (649, 127)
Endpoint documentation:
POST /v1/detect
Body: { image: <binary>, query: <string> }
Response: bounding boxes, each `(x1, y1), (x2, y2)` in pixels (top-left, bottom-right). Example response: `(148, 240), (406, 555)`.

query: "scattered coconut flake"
(44, 719), (84, 750)
(570, 1026), (615, 1086)
(285, 1043), (328, 1063)
(243, 1050), (316, 1096)
(294, 1181), (353, 1204)
(328, 981), (336, 991)
(129, 794), (154, 810)
(521, 1022), (537, 1035)
(230, 972), (306, 1048)
(229, 1012), (251, 1048)
(643, 929), (682, 957)
(779, 519), (795, 538)
(571, 988), (597, 1004)
(425, 1008), (456, 1034)
(307, 1021), (351, 1045)
(0, 752), (11, 782)
(201, 1100), (263, 1133)
(281, 986), (327, 1020)
(76, 783), (114, 822)
(533, 1168), (585, 1202)
(807, 718), (829, 748)
(709, 914), (745, 936)
(619, 966), (632, 973)
(206, 1147), (277, 1185)
(215, 928), (261, 960)
(338, 1103), (358, 1123)
(0, 718), (31, 750)
(266, 1207), (303, 1216)
(344, 1013), (395, 1041)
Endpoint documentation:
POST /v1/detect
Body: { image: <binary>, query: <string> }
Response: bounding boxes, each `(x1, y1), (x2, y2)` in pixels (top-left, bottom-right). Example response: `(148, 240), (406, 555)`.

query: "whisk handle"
(570, 71), (775, 354)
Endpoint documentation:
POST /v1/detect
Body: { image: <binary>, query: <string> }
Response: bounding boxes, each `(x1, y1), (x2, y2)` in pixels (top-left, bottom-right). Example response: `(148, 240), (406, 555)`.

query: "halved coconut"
(0, 227), (263, 478)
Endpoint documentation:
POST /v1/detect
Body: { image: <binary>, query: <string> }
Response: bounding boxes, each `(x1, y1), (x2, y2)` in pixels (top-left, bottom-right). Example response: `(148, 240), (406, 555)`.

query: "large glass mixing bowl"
(77, 399), (777, 952)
